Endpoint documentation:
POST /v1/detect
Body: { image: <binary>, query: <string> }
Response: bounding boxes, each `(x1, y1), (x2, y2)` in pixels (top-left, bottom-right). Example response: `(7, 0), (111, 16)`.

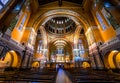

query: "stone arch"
(48, 38), (73, 61)
(32, 9), (91, 57)
(49, 37), (73, 46)
(31, 9), (94, 64)
(32, 9), (90, 43)
(32, 9), (90, 31)
(104, 50), (119, 69)
(32, 61), (40, 68)
(82, 61), (91, 68)
(3, 50), (22, 68)
(114, 52), (120, 69)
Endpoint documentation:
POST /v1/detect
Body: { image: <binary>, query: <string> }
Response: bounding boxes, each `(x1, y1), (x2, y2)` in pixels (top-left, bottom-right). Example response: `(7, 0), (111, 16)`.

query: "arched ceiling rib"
(45, 16), (76, 36)
(32, 9), (90, 32)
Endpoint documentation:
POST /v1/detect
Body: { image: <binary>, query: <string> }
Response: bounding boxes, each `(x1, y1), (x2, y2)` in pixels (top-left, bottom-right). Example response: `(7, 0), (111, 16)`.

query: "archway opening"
(104, 50), (119, 69)
(45, 16), (76, 36)
(33, 9), (90, 68)
(115, 52), (120, 69)
(82, 61), (90, 68)
(3, 50), (21, 68)
(32, 61), (40, 68)
(48, 39), (73, 63)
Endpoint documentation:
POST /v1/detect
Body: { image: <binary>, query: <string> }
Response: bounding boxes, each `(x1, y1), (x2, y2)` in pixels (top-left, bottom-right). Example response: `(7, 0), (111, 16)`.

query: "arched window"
(101, 6), (120, 30)
(103, 1), (112, 8)
(0, 4), (2, 10)
(78, 39), (85, 55)
(18, 14), (27, 31)
(37, 40), (43, 53)
(57, 48), (63, 54)
(0, 0), (9, 11)
(1, 0), (9, 5)
(96, 11), (107, 30)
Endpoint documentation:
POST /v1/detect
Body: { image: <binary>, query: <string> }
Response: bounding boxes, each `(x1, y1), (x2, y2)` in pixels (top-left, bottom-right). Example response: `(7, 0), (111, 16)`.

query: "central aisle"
(55, 68), (72, 83)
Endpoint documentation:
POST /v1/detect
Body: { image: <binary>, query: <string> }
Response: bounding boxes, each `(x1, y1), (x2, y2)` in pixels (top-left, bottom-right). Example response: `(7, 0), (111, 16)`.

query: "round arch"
(32, 61), (40, 68)
(33, 9), (91, 47)
(3, 50), (22, 68)
(48, 38), (73, 62)
(104, 50), (119, 69)
(31, 9), (92, 64)
(82, 61), (91, 68)
(49, 37), (73, 46)
(115, 52), (120, 69)
(32, 9), (91, 49)
(32, 9), (90, 31)
(32, 9), (90, 47)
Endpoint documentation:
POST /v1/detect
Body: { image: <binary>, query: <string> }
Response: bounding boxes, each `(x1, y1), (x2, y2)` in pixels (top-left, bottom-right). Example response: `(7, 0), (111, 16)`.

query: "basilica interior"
(0, 0), (120, 83)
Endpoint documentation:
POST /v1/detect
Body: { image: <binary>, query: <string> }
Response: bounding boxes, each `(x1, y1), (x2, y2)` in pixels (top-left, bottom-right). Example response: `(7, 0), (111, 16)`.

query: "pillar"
(22, 54), (29, 68)
(28, 54), (33, 68)
(21, 49), (29, 68)
(94, 50), (104, 69)
(89, 54), (97, 69)
(89, 44), (104, 69)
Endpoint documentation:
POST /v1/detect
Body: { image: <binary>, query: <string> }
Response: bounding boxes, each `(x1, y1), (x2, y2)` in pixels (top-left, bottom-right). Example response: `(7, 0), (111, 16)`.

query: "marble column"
(89, 54), (97, 69)
(22, 54), (29, 68)
(28, 54), (33, 68)
(21, 50), (29, 68)
(94, 51), (104, 69)
(89, 43), (104, 69)
(26, 54), (31, 68)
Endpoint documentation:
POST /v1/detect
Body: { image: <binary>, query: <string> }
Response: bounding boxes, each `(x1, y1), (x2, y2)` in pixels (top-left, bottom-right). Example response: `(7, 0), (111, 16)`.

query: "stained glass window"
(1, 0), (9, 5)
(101, 7), (120, 30)
(96, 11), (107, 30)
(0, 0), (9, 11)
(37, 40), (42, 53)
(57, 48), (63, 54)
(0, 4), (2, 10)
(103, 1), (112, 8)
(101, 7), (111, 25)
(21, 15), (26, 24)
(78, 39), (85, 55)
(14, 4), (21, 11)
(18, 24), (23, 31)
(18, 14), (27, 31)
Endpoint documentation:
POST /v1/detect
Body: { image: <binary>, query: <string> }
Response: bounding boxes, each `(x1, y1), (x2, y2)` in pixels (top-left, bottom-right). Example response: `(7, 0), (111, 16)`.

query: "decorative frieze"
(0, 37), (25, 57)
(97, 37), (120, 57)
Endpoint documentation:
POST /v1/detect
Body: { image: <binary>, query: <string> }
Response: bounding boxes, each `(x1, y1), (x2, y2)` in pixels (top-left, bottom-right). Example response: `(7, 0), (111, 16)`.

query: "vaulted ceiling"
(38, 0), (84, 5)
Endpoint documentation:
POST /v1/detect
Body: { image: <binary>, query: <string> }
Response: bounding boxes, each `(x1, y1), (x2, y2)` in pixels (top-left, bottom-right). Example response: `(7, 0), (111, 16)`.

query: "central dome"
(45, 17), (76, 36)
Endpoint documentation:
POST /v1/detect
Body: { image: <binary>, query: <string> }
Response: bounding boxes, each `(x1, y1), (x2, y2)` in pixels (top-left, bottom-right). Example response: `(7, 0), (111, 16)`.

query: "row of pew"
(65, 67), (120, 83)
(0, 67), (58, 83)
